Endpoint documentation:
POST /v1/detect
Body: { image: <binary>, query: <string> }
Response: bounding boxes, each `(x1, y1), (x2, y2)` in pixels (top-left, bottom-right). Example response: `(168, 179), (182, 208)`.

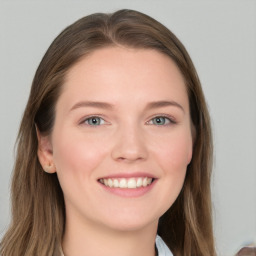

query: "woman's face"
(40, 47), (193, 232)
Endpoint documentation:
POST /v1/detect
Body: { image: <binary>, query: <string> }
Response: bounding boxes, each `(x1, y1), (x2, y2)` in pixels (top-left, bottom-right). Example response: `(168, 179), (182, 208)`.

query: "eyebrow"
(145, 100), (184, 112)
(70, 100), (184, 112)
(70, 101), (114, 111)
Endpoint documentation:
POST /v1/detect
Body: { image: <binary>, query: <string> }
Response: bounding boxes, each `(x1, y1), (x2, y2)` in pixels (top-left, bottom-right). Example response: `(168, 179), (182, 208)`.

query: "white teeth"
(113, 179), (119, 188)
(127, 178), (137, 188)
(119, 178), (127, 188)
(142, 177), (148, 187)
(100, 177), (154, 189)
(136, 177), (143, 187)
(108, 178), (113, 188)
(147, 178), (152, 184)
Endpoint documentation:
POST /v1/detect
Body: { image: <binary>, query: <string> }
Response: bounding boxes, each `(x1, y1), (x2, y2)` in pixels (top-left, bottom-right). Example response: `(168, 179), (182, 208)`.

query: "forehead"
(66, 46), (185, 83)
(59, 46), (188, 110)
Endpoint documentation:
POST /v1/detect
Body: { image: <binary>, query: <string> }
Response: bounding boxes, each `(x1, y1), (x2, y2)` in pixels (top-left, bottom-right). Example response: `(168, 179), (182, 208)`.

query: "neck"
(62, 212), (158, 256)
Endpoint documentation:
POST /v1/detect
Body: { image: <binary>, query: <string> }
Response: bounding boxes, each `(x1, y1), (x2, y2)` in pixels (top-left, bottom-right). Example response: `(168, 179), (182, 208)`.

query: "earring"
(44, 163), (55, 173)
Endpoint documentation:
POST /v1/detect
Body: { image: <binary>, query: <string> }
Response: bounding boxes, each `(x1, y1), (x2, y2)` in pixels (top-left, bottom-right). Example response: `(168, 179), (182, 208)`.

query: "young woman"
(0, 9), (216, 256)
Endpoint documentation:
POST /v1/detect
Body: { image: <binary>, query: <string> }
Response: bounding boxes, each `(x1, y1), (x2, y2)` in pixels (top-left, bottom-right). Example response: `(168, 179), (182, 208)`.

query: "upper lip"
(98, 172), (157, 180)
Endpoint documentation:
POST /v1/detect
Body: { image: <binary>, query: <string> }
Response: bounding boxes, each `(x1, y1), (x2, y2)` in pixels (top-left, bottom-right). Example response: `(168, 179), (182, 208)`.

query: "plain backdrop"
(0, 1), (255, 255)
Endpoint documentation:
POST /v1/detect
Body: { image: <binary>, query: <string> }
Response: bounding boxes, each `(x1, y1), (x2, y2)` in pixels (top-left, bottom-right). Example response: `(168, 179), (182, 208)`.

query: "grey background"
(0, 1), (255, 255)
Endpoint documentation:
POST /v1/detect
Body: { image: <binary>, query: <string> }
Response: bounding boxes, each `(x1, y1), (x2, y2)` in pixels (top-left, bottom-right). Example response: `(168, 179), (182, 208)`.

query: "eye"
(148, 116), (175, 126)
(83, 116), (106, 126)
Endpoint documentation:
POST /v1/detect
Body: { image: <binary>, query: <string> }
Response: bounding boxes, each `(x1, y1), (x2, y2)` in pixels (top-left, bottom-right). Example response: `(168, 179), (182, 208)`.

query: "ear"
(35, 125), (56, 173)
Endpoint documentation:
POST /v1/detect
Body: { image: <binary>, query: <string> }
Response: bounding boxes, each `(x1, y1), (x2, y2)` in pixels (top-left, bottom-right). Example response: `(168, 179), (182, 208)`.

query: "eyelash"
(81, 116), (107, 126)
(80, 114), (176, 127)
(146, 115), (176, 126)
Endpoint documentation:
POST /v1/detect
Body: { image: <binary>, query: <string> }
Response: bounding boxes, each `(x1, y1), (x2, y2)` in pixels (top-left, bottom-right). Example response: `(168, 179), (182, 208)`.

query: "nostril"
(111, 135), (148, 162)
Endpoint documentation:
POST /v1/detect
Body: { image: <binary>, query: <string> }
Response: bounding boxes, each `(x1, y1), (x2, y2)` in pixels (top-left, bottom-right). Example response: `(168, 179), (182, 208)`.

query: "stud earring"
(44, 163), (55, 173)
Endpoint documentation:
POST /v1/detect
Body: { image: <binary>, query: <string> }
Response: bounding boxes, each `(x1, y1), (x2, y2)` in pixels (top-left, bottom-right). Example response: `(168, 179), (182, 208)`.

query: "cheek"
(149, 132), (192, 215)
(155, 132), (193, 173)
(51, 130), (108, 181)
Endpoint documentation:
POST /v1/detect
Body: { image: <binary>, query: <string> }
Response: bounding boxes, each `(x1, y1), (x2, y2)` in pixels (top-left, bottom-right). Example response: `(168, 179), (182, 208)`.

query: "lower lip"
(98, 180), (157, 198)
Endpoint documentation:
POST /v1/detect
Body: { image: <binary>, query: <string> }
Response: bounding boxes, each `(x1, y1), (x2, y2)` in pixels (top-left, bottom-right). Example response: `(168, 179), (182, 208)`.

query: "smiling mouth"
(98, 177), (155, 189)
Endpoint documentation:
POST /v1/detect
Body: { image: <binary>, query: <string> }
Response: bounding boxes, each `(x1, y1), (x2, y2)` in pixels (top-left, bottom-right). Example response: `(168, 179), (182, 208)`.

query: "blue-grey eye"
(85, 117), (104, 126)
(151, 116), (171, 125)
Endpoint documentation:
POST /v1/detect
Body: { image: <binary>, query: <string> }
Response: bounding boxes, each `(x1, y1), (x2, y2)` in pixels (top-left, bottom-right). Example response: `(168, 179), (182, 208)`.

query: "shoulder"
(155, 235), (174, 256)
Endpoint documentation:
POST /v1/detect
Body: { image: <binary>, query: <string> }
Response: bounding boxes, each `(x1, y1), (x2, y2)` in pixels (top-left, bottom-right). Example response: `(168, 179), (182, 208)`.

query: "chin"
(103, 219), (158, 233)
(95, 209), (160, 233)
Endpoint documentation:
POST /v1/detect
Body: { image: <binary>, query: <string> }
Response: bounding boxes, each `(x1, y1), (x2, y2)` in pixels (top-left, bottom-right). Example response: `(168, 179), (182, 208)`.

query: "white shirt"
(60, 235), (173, 256)
(156, 235), (174, 256)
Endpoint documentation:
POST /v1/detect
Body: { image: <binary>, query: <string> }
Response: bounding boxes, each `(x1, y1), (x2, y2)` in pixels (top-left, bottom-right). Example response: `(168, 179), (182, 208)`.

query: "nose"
(111, 124), (148, 163)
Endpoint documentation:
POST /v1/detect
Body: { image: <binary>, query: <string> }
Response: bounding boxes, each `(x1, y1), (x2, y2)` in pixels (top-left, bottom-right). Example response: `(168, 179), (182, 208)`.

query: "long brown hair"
(0, 9), (215, 256)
